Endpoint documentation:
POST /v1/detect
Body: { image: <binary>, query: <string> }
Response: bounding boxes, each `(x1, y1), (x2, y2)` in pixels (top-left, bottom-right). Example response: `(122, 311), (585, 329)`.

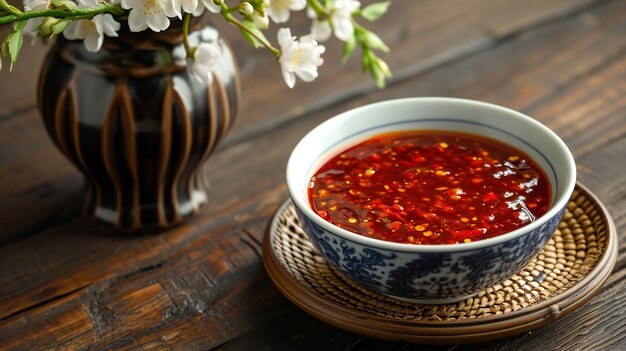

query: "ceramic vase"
(38, 18), (240, 230)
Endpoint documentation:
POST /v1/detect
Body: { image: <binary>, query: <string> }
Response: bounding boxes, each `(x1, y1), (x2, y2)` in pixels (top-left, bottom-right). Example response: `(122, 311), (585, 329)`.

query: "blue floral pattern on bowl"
(296, 206), (565, 302)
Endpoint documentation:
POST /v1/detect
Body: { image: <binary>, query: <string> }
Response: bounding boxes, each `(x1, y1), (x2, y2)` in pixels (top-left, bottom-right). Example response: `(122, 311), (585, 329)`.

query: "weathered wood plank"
(0, 0), (625, 350)
(217, 310), (413, 351)
(220, 262), (625, 351)
(0, 204), (291, 349)
(0, 110), (82, 244)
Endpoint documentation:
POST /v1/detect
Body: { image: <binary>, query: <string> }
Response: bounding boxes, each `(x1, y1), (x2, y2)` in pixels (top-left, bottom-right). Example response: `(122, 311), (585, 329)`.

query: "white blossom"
(193, 0), (221, 16)
(63, 14), (121, 52)
(63, 0), (120, 52)
(190, 42), (221, 84)
(267, 0), (305, 24)
(168, 0), (199, 19)
(180, 0), (198, 13)
(331, 0), (360, 41)
(23, 0), (50, 43)
(308, 0), (360, 42)
(277, 28), (325, 88)
(307, 8), (331, 41)
(121, 0), (174, 32)
(23, 0), (48, 11)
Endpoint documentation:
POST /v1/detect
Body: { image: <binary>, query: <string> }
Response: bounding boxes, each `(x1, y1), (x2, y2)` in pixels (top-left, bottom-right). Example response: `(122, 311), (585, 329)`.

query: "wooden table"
(0, 0), (624, 349)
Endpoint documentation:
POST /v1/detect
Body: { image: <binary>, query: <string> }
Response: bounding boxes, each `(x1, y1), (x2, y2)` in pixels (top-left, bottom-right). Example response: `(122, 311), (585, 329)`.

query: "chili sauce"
(307, 131), (551, 245)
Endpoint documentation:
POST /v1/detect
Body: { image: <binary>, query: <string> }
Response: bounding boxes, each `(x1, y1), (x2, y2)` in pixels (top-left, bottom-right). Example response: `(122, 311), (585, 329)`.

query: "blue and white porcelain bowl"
(286, 98), (576, 304)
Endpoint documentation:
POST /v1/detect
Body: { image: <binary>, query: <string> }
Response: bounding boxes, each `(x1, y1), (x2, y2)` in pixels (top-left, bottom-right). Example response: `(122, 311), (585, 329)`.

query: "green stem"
(0, 4), (123, 25)
(222, 5), (239, 14)
(182, 12), (192, 58)
(222, 11), (279, 57)
(306, 0), (326, 16)
(352, 21), (366, 33)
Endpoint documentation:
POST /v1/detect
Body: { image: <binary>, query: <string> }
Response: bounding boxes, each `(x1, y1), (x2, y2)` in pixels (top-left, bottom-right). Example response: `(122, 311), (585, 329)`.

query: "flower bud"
(238, 2), (253, 16)
(38, 17), (62, 37)
(251, 11), (269, 29)
(1, 0), (22, 15)
(372, 56), (391, 77)
(51, 18), (71, 35)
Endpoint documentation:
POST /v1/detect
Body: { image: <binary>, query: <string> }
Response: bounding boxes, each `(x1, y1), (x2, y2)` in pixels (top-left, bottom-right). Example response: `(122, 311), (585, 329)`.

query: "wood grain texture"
(0, 0), (625, 350)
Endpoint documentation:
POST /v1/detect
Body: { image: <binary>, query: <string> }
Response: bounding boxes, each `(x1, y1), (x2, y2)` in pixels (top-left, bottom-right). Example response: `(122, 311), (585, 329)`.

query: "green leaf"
(6, 20), (25, 71)
(361, 50), (371, 73)
(239, 18), (268, 49)
(363, 30), (389, 52)
(239, 28), (258, 48)
(342, 36), (356, 63)
(360, 1), (390, 22)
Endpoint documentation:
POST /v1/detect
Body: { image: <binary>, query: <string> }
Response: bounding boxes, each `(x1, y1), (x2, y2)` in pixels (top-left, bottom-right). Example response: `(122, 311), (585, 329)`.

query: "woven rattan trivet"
(263, 182), (618, 344)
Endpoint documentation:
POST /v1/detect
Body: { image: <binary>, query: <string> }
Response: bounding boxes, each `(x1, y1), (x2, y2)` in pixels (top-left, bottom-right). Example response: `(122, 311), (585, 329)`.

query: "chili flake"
(308, 131), (551, 245)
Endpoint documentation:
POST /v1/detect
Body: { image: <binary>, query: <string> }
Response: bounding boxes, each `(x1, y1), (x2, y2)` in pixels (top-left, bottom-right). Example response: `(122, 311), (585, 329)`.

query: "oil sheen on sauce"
(308, 131), (551, 245)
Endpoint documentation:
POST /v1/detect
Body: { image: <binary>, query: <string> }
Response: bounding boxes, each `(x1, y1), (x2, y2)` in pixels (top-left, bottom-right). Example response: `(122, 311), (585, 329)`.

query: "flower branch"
(352, 20), (391, 88)
(0, 4), (122, 24)
(1, 0), (392, 89)
(220, 5), (280, 57)
(182, 12), (193, 57)
(306, 0), (325, 17)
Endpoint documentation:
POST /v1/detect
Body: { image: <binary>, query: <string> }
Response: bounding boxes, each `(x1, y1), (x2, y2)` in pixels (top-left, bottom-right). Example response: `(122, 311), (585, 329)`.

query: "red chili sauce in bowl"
(307, 131), (551, 245)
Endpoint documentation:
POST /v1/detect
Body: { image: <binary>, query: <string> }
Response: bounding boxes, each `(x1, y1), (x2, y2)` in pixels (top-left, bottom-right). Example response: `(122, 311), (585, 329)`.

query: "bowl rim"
(286, 97), (577, 253)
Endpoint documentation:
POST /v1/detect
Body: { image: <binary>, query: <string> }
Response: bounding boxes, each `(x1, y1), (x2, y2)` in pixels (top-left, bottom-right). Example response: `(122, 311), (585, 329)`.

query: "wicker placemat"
(263, 182), (618, 344)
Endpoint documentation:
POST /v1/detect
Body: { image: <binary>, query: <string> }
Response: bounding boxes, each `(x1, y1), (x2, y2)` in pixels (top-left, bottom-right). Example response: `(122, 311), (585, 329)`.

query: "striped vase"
(37, 18), (240, 231)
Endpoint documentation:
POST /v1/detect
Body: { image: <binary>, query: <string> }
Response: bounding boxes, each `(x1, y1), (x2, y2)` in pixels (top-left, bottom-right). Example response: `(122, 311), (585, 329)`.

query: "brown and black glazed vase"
(37, 18), (240, 231)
